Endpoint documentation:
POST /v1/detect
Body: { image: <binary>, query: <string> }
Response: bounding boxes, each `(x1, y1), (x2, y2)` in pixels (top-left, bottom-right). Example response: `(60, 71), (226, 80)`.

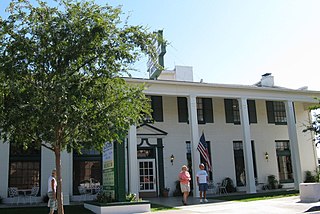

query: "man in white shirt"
(48, 169), (57, 214)
(196, 163), (209, 203)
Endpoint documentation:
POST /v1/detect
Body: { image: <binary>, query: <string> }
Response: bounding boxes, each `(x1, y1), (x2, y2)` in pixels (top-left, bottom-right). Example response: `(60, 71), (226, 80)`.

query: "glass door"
(138, 159), (156, 192)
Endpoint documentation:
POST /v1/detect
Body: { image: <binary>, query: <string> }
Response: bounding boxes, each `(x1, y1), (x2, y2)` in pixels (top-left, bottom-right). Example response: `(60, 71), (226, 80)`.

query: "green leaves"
(0, 0), (156, 152)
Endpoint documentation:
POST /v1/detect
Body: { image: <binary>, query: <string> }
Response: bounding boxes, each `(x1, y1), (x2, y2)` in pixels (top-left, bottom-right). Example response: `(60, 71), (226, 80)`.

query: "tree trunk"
(55, 147), (65, 214)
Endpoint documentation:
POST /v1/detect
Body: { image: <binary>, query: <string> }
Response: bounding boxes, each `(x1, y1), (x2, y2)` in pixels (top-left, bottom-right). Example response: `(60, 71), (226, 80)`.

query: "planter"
(84, 201), (150, 214)
(299, 183), (320, 202)
(162, 191), (169, 197)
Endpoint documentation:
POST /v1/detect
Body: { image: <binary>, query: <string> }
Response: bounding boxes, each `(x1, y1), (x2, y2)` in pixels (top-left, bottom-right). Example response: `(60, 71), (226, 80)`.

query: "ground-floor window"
(9, 144), (41, 191)
(276, 140), (293, 183)
(9, 161), (40, 189)
(73, 149), (102, 195)
(233, 141), (257, 186)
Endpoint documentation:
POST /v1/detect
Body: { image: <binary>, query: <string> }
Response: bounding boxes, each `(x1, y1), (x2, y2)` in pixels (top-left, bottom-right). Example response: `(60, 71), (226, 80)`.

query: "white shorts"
(180, 183), (190, 193)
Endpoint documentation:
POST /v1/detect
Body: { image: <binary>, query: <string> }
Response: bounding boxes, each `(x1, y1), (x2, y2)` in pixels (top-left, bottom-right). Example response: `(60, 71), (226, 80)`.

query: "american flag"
(197, 132), (212, 171)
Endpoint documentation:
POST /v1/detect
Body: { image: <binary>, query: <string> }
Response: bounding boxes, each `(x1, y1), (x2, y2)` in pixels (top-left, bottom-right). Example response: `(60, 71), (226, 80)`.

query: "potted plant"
(162, 187), (170, 197)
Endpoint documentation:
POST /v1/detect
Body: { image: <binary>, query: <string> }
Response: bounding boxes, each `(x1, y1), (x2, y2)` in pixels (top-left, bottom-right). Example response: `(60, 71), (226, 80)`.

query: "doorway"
(138, 159), (157, 197)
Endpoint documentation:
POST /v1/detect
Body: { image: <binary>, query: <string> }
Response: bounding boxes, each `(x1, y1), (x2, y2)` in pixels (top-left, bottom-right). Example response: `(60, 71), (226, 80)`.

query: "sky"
(1, 0), (320, 91)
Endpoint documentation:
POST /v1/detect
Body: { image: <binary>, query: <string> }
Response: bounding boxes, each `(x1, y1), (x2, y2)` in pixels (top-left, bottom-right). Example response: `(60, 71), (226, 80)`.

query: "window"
(145, 96), (163, 123)
(73, 149), (102, 195)
(233, 141), (257, 186)
(9, 144), (41, 191)
(178, 97), (213, 124)
(224, 99), (257, 124)
(185, 141), (193, 191)
(150, 96), (163, 122)
(266, 101), (288, 124)
(197, 98), (204, 123)
(178, 97), (188, 123)
(276, 140), (293, 183)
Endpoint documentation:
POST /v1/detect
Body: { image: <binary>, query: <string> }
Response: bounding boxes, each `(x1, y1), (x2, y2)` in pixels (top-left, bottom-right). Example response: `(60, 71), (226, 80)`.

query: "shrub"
(267, 175), (279, 189)
(96, 191), (113, 203)
(126, 193), (137, 202)
(304, 170), (318, 183)
(223, 177), (237, 193)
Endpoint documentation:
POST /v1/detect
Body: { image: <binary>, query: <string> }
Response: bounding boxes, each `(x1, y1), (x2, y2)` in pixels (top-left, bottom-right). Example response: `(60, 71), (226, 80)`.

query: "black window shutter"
(203, 98), (214, 123)
(266, 101), (275, 124)
(247, 100), (257, 124)
(224, 99), (234, 123)
(151, 96), (163, 122)
(177, 97), (188, 123)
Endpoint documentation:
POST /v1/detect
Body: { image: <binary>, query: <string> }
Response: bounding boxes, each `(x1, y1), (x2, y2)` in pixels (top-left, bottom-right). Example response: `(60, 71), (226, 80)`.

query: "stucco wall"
(151, 96), (318, 193)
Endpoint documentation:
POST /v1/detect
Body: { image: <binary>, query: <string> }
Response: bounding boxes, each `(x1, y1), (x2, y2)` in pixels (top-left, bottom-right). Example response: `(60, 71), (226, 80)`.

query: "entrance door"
(138, 159), (157, 197)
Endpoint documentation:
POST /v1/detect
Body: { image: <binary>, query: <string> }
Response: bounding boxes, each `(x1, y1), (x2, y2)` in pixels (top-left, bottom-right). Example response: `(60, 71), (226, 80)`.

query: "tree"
(0, 0), (161, 213)
(303, 98), (320, 146)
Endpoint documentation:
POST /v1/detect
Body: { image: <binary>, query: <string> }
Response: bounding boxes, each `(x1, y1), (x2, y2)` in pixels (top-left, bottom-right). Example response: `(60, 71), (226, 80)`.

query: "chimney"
(260, 73), (274, 87)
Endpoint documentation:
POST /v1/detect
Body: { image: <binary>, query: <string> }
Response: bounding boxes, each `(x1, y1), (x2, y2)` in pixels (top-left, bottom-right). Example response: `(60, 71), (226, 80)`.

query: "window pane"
(197, 98), (204, 123)
(9, 161), (40, 189)
(9, 144), (41, 191)
(73, 160), (102, 195)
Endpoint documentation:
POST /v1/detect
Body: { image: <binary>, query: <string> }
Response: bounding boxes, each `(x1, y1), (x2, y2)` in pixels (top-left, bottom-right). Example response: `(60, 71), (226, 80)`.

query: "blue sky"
(2, 0), (320, 90)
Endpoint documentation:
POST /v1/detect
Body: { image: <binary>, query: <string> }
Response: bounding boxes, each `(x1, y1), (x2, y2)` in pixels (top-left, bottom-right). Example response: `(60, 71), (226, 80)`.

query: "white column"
(0, 143), (9, 199)
(41, 145), (56, 197)
(239, 98), (256, 193)
(61, 150), (70, 205)
(188, 95), (200, 197)
(285, 101), (302, 189)
(128, 125), (139, 198)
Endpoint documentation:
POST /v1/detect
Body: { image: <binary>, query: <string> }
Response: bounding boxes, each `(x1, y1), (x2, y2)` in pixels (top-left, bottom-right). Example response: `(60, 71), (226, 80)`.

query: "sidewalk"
(148, 196), (320, 214)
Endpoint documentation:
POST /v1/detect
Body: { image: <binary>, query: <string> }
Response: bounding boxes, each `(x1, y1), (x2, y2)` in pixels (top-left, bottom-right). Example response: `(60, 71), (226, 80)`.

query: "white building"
(1, 66), (319, 203)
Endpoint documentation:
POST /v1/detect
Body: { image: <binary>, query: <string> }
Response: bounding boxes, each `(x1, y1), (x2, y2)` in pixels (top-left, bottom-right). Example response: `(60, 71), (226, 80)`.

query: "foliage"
(96, 191), (114, 203)
(222, 177), (237, 193)
(303, 98), (320, 146)
(0, 205), (94, 214)
(125, 193), (137, 202)
(0, 0), (161, 213)
(304, 170), (319, 183)
(162, 187), (170, 192)
(267, 175), (280, 189)
(151, 203), (177, 212)
(213, 190), (299, 202)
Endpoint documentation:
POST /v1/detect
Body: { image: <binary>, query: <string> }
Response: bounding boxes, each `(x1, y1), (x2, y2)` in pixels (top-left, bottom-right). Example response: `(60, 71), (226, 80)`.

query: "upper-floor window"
(177, 97), (214, 124)
(224, 99), (257, 124)
(145, 96), (163, 123)
(266, 101), (287, 125)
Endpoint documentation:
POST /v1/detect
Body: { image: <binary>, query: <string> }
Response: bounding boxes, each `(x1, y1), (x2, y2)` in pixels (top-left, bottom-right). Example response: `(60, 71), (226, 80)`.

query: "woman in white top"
(48, 169), (57, 214)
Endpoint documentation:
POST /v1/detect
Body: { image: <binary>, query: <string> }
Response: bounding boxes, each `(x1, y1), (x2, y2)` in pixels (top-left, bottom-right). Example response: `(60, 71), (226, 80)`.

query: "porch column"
(239, 98), (256, 193)
(188, 95), (200, 197)
(128, 125), (139, 197)
(285, 101), (302, 189)
(0, 143), (9, 199)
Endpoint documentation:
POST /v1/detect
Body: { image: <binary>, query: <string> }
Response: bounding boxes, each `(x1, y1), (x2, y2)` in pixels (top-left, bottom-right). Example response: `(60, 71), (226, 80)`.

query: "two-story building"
(0, 65), (319, 203)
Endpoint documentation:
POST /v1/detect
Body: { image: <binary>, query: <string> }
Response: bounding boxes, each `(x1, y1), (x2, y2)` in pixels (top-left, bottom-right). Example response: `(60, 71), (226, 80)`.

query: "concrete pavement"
(148, 195), (320, 214)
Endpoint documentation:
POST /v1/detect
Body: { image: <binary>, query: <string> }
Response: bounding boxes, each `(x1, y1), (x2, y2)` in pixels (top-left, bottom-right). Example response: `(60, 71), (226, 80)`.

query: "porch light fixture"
(170, 154), (175, 165)
(265, 152), (269, 161)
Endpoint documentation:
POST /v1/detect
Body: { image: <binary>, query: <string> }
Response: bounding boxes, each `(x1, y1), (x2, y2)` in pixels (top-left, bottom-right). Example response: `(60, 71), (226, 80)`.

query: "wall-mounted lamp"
(170, 154), (175, 165)
(265, 152), (269, 161)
